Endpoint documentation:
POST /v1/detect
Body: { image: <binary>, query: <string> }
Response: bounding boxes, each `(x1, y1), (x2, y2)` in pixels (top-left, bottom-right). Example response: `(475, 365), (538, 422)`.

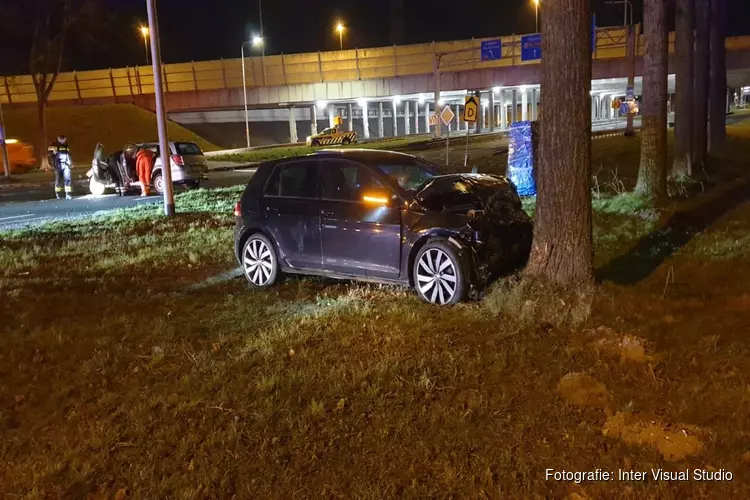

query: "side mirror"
(362, 187), (393, 206)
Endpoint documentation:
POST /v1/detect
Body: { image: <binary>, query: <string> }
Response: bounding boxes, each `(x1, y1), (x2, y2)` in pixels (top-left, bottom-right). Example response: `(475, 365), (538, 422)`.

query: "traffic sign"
(620, 102), (629, 116)
(612, 99), (622, 109)
(440, 105), (455, 126)
(481, 39), (502, 61)
(463, 95), (479, 123)
(626, 85), (635, 101)
(429, 114), (439, 126)
(521, 34), (542, 61)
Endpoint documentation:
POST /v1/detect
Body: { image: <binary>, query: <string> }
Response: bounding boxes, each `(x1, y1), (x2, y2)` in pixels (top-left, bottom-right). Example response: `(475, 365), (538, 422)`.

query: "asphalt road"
(0, 168), (256, 231)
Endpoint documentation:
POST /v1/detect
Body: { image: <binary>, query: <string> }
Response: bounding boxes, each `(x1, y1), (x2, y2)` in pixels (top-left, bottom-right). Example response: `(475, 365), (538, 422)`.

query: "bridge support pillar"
(404, 101), (410, 135)
(288, 107), (298, 143)
(378, 102), (385, 138)
(531, 89), (538, 121)
(309, 104), (318, 135)
(499, 91), (507, 130)
(361, 100), (370, 139)
(521, 89), (529, 121)
(392, 100), (398, 137)
(328, 104), (336, 128)
(414, 101), (420, 134)
(488, 90), (495, 132)
(511, 89), (518, 124)
(475, 99), (482, 133)
(347, 103), (354, 132)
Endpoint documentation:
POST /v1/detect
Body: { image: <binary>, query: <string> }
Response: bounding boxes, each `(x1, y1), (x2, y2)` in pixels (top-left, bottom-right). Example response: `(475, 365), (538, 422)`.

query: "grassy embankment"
(2, 104), (219, 168)
(1, 124), (750, 498)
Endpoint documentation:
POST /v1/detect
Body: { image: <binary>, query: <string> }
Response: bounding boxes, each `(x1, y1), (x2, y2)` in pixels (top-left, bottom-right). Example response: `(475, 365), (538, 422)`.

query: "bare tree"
(709, 0), (727, 149)
(525, 0), (594, 285)
(1, 0), (95, 168)
(672, 0), (694, 178)
(635, 0), (669, 199)
(693, 0), (711, 169)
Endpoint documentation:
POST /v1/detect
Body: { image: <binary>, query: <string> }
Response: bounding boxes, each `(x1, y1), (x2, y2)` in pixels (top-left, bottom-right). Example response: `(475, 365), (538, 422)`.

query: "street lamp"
(241, 35), (265, 149)
(336, 22), (345, 50)
(532, 0), (539, 33)
(140, 26), (150, 64)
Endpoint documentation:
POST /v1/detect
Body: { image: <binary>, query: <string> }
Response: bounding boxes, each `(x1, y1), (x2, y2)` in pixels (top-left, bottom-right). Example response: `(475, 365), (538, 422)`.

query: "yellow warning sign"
(463, 95), (479, 123)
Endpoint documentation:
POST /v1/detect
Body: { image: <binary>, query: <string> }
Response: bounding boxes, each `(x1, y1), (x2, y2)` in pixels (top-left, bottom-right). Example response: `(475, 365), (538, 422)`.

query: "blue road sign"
(521, 34), (542, 61)
(626, 85), (635, 101)
(620, 102), (629, 116)
(481, 39), (502, 61)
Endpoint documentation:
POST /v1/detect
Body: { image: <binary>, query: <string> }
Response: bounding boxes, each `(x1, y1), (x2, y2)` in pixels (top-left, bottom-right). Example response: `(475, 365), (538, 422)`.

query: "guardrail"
(2, 28), (748, 105)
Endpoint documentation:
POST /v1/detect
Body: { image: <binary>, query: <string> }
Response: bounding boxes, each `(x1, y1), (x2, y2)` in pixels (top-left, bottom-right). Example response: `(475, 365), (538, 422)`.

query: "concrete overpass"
(2, 27), (749, 146)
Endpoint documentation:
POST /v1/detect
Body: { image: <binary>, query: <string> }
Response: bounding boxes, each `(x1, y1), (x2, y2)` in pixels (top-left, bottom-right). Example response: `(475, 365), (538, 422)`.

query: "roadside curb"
(0, 178), (89, 191)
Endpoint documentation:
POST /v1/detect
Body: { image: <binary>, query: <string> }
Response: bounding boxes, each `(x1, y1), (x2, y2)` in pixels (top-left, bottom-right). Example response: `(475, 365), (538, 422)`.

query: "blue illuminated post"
(146, 0), (175, 216)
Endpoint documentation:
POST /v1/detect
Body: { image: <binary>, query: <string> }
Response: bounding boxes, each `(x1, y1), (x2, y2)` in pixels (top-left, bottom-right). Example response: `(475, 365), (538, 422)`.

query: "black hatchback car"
(233, 149), (532, 305)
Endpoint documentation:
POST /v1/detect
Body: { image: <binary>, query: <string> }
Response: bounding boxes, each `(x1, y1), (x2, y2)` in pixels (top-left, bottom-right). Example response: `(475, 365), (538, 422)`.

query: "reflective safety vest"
(48, 142), (72, 168)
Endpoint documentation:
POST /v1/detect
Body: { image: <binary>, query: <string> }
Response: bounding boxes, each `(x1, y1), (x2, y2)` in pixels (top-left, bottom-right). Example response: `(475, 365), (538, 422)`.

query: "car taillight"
(171, 154), (184, 166)
(233, 201), (241, 217)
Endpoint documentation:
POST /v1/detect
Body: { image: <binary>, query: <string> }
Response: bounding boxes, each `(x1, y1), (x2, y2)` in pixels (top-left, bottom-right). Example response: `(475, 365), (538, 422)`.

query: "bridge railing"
(1, 28), (746, 105)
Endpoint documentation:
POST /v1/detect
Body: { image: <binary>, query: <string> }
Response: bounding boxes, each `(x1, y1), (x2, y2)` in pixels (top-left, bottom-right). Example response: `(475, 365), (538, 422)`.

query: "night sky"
(1, 0), (749, 75)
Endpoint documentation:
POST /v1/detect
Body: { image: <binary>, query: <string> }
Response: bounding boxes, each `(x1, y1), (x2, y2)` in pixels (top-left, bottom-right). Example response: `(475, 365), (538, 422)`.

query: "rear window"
(175, 142), (203, 155)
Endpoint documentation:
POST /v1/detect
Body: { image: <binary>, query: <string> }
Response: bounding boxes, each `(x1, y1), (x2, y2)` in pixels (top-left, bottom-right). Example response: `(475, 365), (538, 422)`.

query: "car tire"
(242, 233), (280, 289)
(89, 176), (107, 196)
(342, 137), (351, 145)
(310, 139), (320, 147)
(152, 171), (164, 195)
(413, 239), (467, 305)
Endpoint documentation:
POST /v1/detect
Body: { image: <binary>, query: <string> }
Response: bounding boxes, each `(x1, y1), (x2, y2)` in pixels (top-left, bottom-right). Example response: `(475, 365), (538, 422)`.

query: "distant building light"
(438, 98), (445, 106)
(393, 95), (402, 104)
(493, 86), (501, 93)
(418, 94), (426, 104)
(519, 85), (528, 92)
(316, 100), (328, 109)
(357, 98), (367, 107)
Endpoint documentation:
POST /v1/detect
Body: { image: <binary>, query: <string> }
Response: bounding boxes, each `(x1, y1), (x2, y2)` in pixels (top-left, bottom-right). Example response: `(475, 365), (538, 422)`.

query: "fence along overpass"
(2, 27), (750, 145)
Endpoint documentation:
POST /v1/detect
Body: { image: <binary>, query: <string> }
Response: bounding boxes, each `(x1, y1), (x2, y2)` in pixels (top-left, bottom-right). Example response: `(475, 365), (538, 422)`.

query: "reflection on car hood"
(408, 173), (530, 235)
(415, 173), (522, 214)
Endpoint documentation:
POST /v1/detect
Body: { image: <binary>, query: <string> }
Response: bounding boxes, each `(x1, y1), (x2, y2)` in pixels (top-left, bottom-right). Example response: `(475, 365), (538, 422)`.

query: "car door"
(318, 159), (402, 279)
(261, 159), (322, 270)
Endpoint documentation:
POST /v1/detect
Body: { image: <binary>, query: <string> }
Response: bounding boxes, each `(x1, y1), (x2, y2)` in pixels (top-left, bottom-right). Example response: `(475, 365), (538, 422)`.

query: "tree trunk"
(693, 0), (711, 169)
(525, 0), (593, 286)
(36, 97), (50, 170)
(709, 0), (727, 150)
(635, 0), (669, 199)
(672, 0), (694, 178)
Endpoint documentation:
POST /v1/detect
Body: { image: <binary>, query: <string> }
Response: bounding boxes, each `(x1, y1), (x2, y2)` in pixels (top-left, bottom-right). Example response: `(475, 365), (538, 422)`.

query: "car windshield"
(375, 159), (438, 194)
(175, 142), (203, 155)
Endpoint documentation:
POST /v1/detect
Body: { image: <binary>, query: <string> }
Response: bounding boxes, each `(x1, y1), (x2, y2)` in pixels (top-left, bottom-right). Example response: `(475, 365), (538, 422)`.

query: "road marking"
(0, 213), (37, 222)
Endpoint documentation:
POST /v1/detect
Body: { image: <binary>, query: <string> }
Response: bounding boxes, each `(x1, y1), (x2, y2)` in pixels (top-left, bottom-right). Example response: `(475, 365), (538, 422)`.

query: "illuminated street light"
(139, 26), (150, 65)
(241, 34), (267, 149)
(336, 22), (345, 50)
(532, 0), (540, 32)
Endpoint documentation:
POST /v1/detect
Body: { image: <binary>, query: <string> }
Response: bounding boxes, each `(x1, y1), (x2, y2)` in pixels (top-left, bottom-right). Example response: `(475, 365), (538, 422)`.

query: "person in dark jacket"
(47, 135), (73, 199)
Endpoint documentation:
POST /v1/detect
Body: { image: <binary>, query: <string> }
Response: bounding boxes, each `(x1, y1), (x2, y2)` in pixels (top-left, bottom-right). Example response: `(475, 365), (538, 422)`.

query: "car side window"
(265, 161), (317, 199)
(320, 160), (386, 202)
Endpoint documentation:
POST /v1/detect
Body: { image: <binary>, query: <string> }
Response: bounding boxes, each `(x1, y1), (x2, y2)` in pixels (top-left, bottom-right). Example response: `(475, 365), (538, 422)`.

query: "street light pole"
(0, 102), (10, 178)
(241, 42), (251, 149)
(535, 1), (539, 32)
(339, 30), (343, 50)
(258, 0), (265, 58)
(145, 0), (175, 216)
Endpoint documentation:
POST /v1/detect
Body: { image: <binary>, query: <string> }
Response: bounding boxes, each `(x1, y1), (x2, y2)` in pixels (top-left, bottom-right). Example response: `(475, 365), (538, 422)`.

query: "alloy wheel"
(243, 238), (274, 286)
(416, 248), (457, 305)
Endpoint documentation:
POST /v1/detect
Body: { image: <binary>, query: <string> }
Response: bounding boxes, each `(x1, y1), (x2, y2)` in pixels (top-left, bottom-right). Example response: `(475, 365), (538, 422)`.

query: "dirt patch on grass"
(557, 373), (612, 410)
(603, 412), (705, 461)
(585, 326), (654, 364)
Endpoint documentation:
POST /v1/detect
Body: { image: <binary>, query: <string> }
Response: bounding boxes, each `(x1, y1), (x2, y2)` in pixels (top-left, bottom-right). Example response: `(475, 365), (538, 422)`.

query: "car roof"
(311, 148), (416, 162)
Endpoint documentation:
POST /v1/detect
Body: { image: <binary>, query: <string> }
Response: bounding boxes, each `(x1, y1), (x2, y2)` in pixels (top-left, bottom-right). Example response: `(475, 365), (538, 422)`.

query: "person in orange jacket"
(135, 147), (155, 196)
